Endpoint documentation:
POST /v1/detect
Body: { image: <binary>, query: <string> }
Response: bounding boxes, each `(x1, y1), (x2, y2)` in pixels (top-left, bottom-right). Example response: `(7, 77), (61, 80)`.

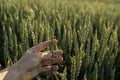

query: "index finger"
(28, 39), (58, 52)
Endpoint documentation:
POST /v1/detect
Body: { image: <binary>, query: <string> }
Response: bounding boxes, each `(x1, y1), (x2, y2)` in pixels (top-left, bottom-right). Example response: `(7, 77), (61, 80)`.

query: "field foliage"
(0, 0), (120, 80)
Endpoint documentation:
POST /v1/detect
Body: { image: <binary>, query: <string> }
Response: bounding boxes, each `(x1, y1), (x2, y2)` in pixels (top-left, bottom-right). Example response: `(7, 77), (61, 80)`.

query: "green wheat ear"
(51, 36), (54, 57)
(50, 28), (54, 68)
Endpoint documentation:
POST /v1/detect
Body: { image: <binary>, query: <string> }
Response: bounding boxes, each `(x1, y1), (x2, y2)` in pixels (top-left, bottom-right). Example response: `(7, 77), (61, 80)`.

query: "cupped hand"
(15, 39), (63, 79)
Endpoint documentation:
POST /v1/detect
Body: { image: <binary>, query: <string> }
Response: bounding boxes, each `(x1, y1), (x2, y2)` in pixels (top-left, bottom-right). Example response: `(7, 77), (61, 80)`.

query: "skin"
(0, 39), (63, 80)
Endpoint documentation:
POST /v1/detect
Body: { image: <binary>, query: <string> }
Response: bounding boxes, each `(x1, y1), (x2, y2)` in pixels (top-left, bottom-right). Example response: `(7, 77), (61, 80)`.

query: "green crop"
(0, 0), (120, 80)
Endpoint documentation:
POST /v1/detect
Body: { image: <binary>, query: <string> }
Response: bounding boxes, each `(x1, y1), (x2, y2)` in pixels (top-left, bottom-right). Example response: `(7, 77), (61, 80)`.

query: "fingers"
(40, 50), (63, 60)
(41, 57), (63, 66)
(42, 50), (63, 56)
(41, 65), (58, 72)
(53, 50), (63, 56)
(28, 39), (58, 52)
(40, 52), (52, 60)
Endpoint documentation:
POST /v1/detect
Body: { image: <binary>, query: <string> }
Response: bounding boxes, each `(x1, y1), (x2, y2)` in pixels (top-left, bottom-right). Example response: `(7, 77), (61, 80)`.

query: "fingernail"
(58, 57), (63, 62)
(52, 65), (58, 71)
(48, 53), (52, 57)
(60, 50), (63, 53)
(53, 39), (58, 44)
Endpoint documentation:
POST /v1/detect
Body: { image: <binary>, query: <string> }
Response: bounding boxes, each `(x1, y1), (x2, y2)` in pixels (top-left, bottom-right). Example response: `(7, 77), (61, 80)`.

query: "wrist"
(4, 63), (24, 80)
(11, 63), (33, 80)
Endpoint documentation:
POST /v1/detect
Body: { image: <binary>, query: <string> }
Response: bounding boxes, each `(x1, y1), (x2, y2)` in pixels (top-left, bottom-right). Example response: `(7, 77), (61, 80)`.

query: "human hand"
(13, 39), (63, 79)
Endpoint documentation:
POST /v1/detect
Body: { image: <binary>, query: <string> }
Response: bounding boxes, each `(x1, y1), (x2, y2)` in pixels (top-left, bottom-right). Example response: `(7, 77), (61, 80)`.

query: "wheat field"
(0, 0), (120, 80)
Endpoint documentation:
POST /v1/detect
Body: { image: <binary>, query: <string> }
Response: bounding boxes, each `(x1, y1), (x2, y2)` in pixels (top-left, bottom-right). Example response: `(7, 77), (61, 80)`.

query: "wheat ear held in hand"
(50, 28), (54, 71)
(50, 28), (59, 80)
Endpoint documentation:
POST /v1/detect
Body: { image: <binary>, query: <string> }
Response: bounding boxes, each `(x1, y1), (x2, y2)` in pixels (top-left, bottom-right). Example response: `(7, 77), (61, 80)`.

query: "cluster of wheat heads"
(0, 0), (120, 80)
